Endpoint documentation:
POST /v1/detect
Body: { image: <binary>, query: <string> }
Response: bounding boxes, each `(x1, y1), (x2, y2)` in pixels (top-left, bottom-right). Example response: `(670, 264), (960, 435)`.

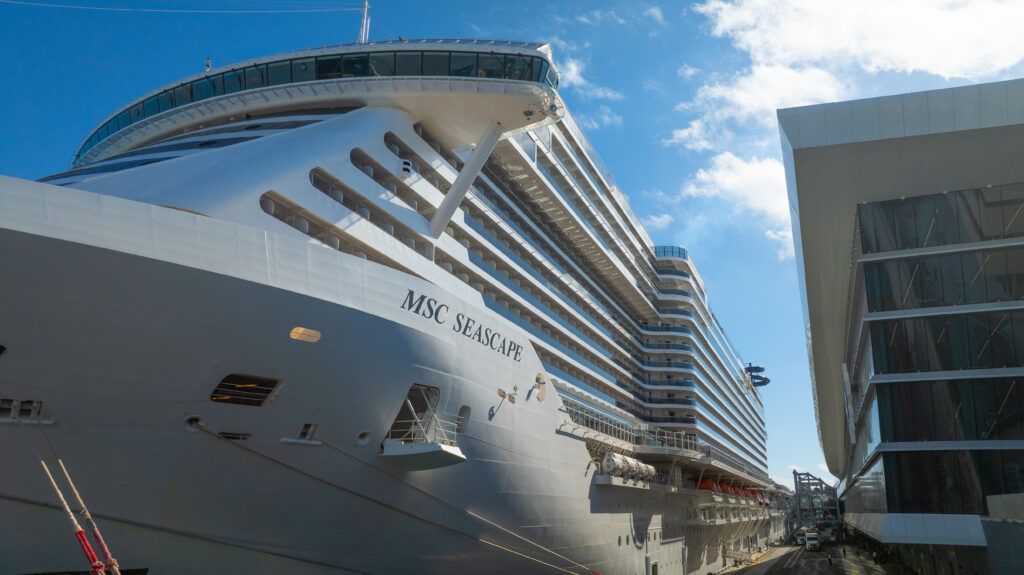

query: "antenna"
(358, 0), (370, 43)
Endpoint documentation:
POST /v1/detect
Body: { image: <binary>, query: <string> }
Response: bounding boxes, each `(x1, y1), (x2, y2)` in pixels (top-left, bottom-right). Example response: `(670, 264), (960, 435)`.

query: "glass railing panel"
(535, 161), (612, 251)
(465, 214), (614, 339)
(482, 297), (617, 383)
(469, 252), (610, 356)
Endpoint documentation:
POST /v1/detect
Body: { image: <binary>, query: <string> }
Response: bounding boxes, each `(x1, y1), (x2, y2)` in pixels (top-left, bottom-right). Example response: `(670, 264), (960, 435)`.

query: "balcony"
(637, 396), (696, 406)
(656, 268), (690, 278)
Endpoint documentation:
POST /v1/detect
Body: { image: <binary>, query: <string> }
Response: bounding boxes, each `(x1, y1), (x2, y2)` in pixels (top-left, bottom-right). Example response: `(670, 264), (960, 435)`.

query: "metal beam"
(428, 121), (504, 238)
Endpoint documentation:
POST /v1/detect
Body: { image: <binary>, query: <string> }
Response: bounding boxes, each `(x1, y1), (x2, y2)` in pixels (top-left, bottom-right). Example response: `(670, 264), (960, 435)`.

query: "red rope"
(73, 529), (105, 574)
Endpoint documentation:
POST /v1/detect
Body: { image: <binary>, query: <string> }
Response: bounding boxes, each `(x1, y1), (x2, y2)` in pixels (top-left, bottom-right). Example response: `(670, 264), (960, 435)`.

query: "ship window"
(130, 102), (144, 123)
(369, 52), (395, 76)
(116, 110), (131, 129)
(422, 51), (448, 76)
(292, 58), (315, 82)
(142, 97), (159, 118)
(210, 373), (280, 407)
(316, 55), (342, 79)
(342, 53), (368, 77)
(192, 75), (222, 101)
(268, 61), (291, 85)
(158, 91), (174, 112)
(223, 70), (244, 94)
(396, 51), (421, 75)
(505, 55), (531, 81)
(174, 84), (192, 106)
(450, 52), (477, 77)
(0, 345), (6, 358)
(478, 54), (504, 78)
(245, 64), (267, 89)
(533, 58), (547, 83)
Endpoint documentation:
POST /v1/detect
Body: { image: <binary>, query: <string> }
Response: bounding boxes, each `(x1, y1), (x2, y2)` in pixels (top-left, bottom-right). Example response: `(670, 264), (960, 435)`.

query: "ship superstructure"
(0, 39), (779, 575)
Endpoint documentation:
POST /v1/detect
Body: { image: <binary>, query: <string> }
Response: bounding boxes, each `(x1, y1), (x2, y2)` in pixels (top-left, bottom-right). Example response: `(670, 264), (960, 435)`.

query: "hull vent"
(217, 432), (252, 441)
(210, 374), (279, 407)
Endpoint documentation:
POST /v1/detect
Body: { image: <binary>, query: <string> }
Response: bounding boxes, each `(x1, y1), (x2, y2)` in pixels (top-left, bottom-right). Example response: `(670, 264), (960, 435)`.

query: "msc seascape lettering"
(401, 289), (523, 361)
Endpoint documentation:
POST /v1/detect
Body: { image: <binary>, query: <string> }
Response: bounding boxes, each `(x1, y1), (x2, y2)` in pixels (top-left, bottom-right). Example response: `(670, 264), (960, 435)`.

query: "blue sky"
(5, 0), (1024, 488)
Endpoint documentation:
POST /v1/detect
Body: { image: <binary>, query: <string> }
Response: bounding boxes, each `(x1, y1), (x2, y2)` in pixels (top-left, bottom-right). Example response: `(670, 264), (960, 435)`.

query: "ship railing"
(387, 415), (460, 447)
(560, 397), (709, 456)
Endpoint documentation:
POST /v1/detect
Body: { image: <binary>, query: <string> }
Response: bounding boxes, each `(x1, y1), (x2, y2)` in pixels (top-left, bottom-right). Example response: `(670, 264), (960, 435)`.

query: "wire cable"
(0, 0), (361, 14)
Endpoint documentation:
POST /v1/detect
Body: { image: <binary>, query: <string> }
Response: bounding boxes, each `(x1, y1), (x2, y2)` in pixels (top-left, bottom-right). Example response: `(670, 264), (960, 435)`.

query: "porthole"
(618, 535), (622, 546)
(356, 430), (372, 446)
(626, 535), (630, 545)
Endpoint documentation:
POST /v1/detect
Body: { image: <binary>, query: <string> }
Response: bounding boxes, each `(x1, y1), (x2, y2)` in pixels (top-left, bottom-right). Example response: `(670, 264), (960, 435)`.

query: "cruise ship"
(0, 38), (781, 575)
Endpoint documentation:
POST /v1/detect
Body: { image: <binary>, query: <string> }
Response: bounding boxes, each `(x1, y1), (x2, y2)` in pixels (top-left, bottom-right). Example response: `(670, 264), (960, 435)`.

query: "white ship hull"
(0, 181), (777, 574)
(1, 38), (781, 574)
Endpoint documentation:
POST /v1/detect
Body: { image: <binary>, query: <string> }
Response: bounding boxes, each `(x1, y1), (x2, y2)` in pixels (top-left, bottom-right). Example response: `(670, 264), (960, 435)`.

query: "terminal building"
(780, 79), (1024, 574)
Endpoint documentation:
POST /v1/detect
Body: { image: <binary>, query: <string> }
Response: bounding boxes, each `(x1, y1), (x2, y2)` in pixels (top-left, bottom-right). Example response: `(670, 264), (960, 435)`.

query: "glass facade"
(77, 48), (556, 161)
(877, 379), (1024, 441)
(844, 457), (887, 514)
(864, 247), (1024, 312)
(869, 312), (1024, 373)
(884, 450), (1024, 514)
(858, 183), (1024, 254)
(850, 186), (1024, 519)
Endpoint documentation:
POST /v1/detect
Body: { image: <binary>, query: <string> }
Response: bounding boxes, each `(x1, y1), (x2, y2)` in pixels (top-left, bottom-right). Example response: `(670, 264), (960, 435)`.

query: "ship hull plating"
(0, 174), (776, 574)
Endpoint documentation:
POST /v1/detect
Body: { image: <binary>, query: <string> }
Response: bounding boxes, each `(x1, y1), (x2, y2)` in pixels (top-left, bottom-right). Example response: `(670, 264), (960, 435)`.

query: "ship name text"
(400, 289), (523, 362)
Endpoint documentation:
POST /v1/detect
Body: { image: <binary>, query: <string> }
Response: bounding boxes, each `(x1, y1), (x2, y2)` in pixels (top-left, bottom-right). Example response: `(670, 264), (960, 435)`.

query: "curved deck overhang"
(73, 39), (558, 167)
(75, 76), (559, 167)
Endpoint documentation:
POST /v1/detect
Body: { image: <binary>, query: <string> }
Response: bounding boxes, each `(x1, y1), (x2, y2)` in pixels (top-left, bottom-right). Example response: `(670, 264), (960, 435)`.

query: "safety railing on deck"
(561, 397), (709, 455)
(561, 397), (771, 483)
(387, 416), (460, 447)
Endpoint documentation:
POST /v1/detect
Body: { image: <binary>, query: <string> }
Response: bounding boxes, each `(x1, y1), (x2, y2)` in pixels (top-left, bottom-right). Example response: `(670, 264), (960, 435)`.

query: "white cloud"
(548, 36), (590, 54)
(664, 119), (725, 151)
(642, 78), (664, 94)
(663, 0), (1024, 260)
(578, 105), (624, 130)
(559, 58), (624, 101)
(677, 63), (700, 78)
(772, 474), (794, 489)
(683, 152), (793, 258)
(643, 213), (674, 230)
(575, 9), (627, 26)
(643, 6), (665, 25)
(695, 0), (1024, 80)
(688, 64), (847, 127)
